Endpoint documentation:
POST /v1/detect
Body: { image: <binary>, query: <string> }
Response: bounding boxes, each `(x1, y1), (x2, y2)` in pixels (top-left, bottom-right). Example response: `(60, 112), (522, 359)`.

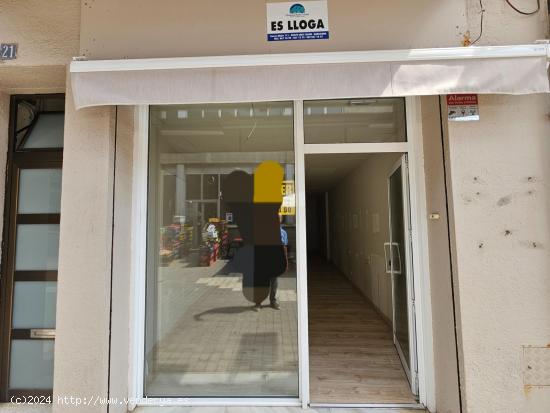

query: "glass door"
(388, 155), (418, 395)
(0, 95), (64, 401)
(8, 165), (60, 395)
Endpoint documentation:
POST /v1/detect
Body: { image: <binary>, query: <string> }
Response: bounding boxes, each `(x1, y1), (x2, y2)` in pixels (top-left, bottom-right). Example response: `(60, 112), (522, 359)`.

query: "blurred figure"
(222, 161), (286, 309)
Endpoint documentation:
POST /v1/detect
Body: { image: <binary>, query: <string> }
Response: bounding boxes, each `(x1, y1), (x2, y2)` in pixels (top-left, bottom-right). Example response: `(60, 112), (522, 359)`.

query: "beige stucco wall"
(465, 0), (549, 45)
(0, 0), (80, 93)
(108, 107), (135, 413)
(52, 80), (116, 413)
(79, 0), (467, 59)
(78, 0), (550, 61)
(447, 94), (550, 413)
(0, 0), (80, 67)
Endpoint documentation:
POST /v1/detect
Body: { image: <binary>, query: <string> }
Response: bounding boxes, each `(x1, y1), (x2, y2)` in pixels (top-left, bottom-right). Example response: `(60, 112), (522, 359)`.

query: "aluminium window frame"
(128, 96), (435, 411)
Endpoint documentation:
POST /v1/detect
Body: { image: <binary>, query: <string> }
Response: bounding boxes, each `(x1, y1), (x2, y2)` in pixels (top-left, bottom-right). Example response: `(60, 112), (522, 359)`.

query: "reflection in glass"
(145, 102), (298, 397)
(9, 340), (54, 389)
(390, 165), (410, 368)
(12, 281), (57, 329)
(22, 113), (65, 149)
(304, 98), (407, 144)
(15, 224), (60, 271)
(18, 169), (62, 214)
(15, 97), (65, 150)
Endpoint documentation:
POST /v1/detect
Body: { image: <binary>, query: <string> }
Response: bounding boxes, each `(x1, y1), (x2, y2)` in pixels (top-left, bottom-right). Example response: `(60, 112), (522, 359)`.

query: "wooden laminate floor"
(308, 259), (416, 404)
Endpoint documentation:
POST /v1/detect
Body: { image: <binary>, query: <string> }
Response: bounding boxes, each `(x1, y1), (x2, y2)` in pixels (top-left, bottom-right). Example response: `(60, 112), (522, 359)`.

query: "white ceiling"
(152, 99), (405, 154)
(304, 153), (370, 193)
(152, 101), (405, 192)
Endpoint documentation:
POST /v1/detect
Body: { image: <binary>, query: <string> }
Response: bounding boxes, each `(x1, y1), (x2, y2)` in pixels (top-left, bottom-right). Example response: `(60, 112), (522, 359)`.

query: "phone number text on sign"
(267, 1), (329, 42)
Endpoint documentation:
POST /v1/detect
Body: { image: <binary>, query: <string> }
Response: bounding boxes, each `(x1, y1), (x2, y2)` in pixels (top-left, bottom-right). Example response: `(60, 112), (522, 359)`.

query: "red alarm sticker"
(447, 94), (479, 121)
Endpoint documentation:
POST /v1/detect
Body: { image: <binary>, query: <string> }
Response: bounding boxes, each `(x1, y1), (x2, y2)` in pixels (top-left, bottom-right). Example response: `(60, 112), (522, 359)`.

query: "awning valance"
(70, 45), (550, 109)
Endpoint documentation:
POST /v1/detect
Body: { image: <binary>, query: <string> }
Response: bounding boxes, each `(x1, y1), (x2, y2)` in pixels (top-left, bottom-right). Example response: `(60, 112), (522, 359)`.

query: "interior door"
(387, 154), (418, 395)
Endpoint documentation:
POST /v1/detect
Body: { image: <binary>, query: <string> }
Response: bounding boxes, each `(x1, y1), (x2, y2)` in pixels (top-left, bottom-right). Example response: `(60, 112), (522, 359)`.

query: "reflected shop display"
(145, 102), (298, 397)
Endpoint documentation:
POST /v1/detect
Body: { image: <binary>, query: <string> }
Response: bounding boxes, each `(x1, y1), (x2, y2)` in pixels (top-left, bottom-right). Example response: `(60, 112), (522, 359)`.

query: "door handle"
(30, 329), (55, 339)
(384, 242), (391, 273)
(384, 242), (402, 274)
(391, 242), (402, 275)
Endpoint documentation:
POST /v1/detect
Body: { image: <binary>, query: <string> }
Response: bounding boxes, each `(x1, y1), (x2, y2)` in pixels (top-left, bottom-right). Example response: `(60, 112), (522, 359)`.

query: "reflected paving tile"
(146, 256), (299, 396)
(195, 276), (297, 301)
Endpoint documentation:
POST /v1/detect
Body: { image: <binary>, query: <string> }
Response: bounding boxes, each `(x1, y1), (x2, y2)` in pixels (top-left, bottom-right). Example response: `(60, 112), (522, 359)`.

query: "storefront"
(119, 97), (430, 409)
(1, 1), (550, 413)
(65, 44), (549, 412)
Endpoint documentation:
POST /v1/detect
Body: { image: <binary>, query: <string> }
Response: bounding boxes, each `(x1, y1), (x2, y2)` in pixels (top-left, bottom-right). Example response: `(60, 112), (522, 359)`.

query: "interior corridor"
(308, 257), (415, 404)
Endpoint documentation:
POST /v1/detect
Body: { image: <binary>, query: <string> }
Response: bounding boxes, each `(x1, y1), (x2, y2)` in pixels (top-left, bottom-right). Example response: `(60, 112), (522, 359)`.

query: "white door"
(386, 154), (418, 396)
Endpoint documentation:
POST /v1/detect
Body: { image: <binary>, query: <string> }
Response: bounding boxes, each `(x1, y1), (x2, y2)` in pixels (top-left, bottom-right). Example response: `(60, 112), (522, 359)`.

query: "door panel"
(12, 281), (57, 329)
(15, 224), (60, 271)
(17, 169), (62, 214)
(8, 340), (54, 389)
(7, 167), (60, 396)
(388, 155), (418, 395)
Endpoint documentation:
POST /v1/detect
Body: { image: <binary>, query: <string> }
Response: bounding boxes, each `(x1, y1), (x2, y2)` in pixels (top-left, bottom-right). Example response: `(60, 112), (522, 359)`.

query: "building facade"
(0, 1), (549, 412)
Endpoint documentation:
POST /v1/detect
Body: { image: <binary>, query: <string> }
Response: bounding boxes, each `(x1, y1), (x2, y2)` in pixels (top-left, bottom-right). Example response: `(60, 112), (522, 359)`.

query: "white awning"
(70, 44), (550, 109)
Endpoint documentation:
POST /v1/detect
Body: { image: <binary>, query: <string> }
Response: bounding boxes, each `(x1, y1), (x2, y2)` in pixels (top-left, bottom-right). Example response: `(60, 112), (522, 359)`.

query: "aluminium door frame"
(0, 94), (64, 402)
(128, 97), (435, 411)
(387, 155), (418, 394)
(298, 96), (434, 409)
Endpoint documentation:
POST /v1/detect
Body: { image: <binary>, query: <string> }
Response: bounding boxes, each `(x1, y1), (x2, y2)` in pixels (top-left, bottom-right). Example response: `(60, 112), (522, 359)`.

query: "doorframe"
(0, 94), (64, 402)
(128, 97), (435, 411)
(406, 96), (435, 411)
(297, 96), (435, 410)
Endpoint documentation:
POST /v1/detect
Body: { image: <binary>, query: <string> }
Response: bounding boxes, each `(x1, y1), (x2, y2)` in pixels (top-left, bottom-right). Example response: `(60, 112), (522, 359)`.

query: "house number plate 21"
(0, 44), (18, 60)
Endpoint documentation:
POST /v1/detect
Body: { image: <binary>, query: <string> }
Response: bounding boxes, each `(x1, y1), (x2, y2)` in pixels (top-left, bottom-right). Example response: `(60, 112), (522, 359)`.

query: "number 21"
(1, 45), (16, 59)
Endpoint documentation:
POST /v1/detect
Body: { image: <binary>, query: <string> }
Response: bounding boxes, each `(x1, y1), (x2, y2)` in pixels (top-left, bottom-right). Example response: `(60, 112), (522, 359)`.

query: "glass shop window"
(304, 98), (407, 144)
(145, 102), (298, 398)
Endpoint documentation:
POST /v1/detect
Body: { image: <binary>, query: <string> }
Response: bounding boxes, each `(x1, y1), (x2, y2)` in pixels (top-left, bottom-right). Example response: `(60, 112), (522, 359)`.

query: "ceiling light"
(341, 106), (394, 114)
(369, 123), (395, 129)
(161, 130), (224, 136)
(349, 99), (379, 105)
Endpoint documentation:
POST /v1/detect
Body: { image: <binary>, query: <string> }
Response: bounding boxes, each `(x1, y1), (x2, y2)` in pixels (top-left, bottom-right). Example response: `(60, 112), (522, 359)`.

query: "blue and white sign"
(267, 1), (329, 42)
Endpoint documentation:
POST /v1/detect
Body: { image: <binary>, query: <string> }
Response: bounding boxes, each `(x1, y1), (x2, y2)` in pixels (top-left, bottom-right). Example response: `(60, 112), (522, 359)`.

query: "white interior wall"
(328, 153), (401, 322)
